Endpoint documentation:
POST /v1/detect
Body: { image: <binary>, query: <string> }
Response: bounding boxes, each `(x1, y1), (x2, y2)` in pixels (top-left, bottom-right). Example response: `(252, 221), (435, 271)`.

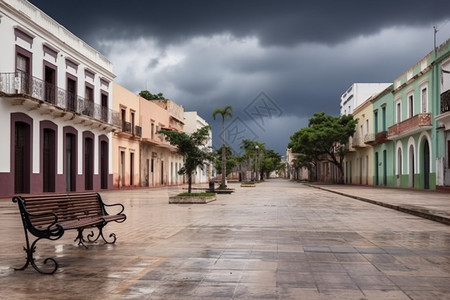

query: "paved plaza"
(0, 179), (449, 299)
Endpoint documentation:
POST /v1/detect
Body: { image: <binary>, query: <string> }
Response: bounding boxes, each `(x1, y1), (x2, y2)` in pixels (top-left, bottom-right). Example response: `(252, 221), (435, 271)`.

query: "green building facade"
(349, 38), (450, 190)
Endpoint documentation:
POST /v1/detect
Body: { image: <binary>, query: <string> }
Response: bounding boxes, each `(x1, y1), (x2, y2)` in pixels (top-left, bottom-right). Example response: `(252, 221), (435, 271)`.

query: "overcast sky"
(29, 0), (450, 155)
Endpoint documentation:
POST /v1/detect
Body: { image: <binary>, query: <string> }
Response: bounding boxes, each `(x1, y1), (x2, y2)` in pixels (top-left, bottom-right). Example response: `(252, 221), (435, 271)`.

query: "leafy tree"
(139, 90), (166, 100)
(214, 145), (237, 176)
(240, 139), (264, 181)
(238, 139), (282, 181)
(288, 112), (357, 184)
(159, 126), (212, 193)
(260, 149), (282, 180)
(212, 105), (233, 188)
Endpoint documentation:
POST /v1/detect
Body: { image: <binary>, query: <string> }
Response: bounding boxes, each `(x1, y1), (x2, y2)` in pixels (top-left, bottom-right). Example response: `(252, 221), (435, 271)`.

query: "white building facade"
(0, 0), (119, 197)
(184, 111), (213, 184)
(340, 83), (391, 115)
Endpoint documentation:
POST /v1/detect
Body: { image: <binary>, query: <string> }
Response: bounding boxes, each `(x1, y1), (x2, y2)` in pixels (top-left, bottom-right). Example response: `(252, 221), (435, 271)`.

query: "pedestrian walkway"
(0, 179), (449, 299)
(308, 183), (450, 225)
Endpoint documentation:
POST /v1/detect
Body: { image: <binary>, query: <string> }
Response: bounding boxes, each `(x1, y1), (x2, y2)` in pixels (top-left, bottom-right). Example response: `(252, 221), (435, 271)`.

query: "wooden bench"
(13, 192), (126, 274)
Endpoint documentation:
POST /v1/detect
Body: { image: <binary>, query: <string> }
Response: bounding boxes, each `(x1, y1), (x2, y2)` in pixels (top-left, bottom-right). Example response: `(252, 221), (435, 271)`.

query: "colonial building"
(184, 111), (214, 184)
(139, 98), (184, 187)
(434, 39), (450, 190)
(285, 148), (309, 181)
(0, 0), (119, 197)
(112, 84), (141, 188)
(387, 54), (434, 189)
(345, 38), (450, 190)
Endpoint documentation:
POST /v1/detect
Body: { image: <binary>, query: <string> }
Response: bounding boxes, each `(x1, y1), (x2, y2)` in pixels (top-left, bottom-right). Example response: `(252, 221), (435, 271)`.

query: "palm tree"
(213, 105), (233, 188)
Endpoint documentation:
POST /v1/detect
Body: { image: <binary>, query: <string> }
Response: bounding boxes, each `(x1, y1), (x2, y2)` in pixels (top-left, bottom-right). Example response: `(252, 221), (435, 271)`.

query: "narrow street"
(0, 179), (449, 299)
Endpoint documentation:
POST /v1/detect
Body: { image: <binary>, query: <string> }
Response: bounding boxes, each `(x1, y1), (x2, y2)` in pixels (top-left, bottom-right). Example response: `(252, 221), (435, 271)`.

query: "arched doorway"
(43, 128), (56, 192)
(100, 140), (109, 189)
(14, 122), (31, 193)
(423, 140), (430, 189)
(409, 145), (415, 188)
(397, 148), (402, 187)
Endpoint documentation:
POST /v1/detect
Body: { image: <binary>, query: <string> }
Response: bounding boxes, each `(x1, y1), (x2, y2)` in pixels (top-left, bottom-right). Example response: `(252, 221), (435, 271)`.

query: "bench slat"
(16, 192), (125, 230)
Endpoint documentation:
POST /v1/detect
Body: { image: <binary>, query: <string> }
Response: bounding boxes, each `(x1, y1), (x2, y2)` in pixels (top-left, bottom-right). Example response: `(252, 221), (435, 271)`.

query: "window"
(396, 101), (401, 123)
(67, 76), (77, 111)
(83, 85), (94, 117)
(85, 86), (93, 102)
(131, 111), (135, 135)
(374, 111), (378, 133)
(44, 64), (56, 104)
(16, 46), (32, 94)
(121, 109), (126, 130)
(381, 106), (386, 131)
(101, 93), (108, 122)
(408, 94), (414, 118)
(421, 87), (428, 113)
(151, 123), (155, 139)
(16, 54), (30, 74)
(365, 119), (369, 135)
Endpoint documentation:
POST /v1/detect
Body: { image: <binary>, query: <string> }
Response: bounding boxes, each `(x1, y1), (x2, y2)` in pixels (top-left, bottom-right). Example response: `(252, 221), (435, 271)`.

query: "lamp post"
(255, 145), (259, 181)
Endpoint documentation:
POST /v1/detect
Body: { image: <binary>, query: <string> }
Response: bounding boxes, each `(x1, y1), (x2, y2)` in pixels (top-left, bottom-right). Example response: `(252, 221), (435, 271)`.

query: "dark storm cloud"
(26, 0), (450, 154)
(29, 0), (450, 48)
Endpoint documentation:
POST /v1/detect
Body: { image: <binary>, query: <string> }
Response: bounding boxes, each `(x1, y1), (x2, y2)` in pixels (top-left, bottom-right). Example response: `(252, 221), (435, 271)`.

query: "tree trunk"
(337, 163), (344, 184)
(221, 120), (226, 188)
(188, 173), (192, 193)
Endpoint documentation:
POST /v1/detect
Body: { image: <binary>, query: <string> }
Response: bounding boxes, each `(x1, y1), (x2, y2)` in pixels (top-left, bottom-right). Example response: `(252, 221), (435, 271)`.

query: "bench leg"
(15, 235), (58, 275)
(75, 225), (117, 246)
(74, 228), (89, 248)
(85, 224), (117, 245)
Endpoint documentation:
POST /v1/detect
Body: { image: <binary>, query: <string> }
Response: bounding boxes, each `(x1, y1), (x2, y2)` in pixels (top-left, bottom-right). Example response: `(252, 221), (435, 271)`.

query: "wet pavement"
(0, 179), (449, 299)
(309, 183), (450, 225)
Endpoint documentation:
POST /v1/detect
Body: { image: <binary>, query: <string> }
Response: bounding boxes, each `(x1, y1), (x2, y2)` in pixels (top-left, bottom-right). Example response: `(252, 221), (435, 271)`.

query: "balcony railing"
(364, 131), (389, 146)
(375, 131), (389, 144)
(351, 135), (366, 148)
(122, 121), (131, 133)
(364, 133), (375, 144)
(388, 113), (431, 137)
(135, 126), (142, 137)
(440, 89), (450, 114)
(0, 72), (120, 127)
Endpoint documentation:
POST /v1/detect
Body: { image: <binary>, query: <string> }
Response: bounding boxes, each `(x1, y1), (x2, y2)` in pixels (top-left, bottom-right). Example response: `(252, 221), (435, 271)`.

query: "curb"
(309, 185), (450, 226)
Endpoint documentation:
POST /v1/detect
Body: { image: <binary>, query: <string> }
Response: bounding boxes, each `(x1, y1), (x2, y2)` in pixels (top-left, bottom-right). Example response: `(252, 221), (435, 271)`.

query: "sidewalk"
(308, 183), (450, 225)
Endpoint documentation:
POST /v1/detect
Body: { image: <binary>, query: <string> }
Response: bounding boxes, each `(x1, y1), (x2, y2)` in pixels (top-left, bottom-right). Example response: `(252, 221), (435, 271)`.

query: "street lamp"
(255, 145), (259, 181)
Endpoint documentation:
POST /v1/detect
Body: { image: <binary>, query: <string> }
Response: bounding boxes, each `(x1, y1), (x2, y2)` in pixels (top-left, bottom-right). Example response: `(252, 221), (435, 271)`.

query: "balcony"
(364, 133), (375, 145)
(351, 136), (367, 148)
(0, 72), (120, 129)
(440, 89), (450, 114)
(435, 89), (450, 130)
(388, 113), (432, 139)
(364, 131), (389, 146)
(344, 137), (356, 152)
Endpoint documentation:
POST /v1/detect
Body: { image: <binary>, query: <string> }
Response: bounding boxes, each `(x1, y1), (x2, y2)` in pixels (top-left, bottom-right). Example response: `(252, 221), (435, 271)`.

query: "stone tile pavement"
(0, 179), (449, 299)
(308, 183), (450, 225)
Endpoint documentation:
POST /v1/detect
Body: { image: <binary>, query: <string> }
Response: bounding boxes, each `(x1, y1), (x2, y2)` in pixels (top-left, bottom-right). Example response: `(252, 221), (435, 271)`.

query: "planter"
(169, 194), (216, 204)
(240, 183), (256, 187)
(215, 188), (235, 194)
